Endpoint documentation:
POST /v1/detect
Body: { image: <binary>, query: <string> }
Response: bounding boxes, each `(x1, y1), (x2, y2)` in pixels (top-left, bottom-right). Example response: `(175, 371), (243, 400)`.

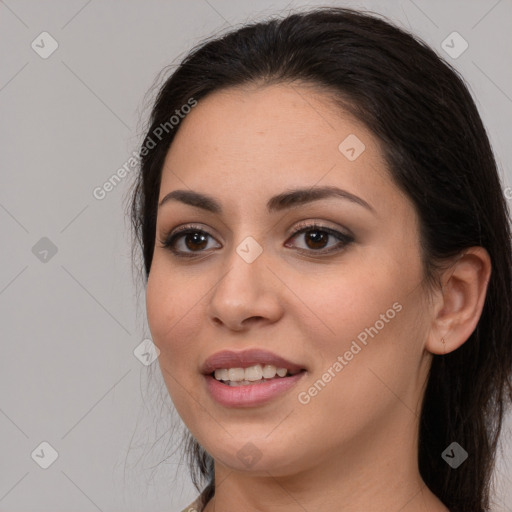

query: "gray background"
(1, 0), (511, 510)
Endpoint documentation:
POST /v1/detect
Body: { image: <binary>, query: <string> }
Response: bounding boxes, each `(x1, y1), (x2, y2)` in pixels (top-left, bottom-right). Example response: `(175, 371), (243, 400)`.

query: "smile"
(202, 349), (307, 407)
(214, 364), (302, 386)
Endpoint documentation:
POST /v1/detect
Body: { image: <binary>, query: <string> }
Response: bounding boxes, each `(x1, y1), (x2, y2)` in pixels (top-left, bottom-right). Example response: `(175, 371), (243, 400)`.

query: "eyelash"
(159, 222), (354, 259)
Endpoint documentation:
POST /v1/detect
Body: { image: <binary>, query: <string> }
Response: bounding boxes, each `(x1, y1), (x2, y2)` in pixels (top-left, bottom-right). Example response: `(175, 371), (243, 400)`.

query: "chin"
(198, 431), (307, 475)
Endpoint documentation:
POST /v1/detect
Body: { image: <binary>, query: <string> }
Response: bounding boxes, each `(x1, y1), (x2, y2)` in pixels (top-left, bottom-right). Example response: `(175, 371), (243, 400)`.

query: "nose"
(207, 244), (284, 332)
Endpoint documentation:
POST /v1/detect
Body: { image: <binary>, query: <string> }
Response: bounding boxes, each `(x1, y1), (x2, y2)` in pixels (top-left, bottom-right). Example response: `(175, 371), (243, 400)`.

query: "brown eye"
(304, 229), (329, 250)
(285, 223), (354, 255)
(184, 232), (208, 251)
(161, 227), (221, 256)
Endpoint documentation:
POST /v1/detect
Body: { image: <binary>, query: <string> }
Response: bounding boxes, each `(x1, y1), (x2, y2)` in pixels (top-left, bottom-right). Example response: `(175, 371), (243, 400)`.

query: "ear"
(426, 247), (491, 355)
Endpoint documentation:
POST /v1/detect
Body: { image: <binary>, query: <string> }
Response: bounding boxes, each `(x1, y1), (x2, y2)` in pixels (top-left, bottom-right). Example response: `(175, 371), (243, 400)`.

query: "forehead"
(166, 83), (370, 164)
(158, 83), (404, 217)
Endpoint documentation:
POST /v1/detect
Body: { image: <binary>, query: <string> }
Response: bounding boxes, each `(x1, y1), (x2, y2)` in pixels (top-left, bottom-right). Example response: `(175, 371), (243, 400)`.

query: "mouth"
(211, 364), (304, 386)
(201, 349), (307, 407)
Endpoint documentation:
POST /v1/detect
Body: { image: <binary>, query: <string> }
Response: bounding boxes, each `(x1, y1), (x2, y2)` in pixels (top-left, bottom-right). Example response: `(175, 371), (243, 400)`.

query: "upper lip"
(201, 349), (305, 375)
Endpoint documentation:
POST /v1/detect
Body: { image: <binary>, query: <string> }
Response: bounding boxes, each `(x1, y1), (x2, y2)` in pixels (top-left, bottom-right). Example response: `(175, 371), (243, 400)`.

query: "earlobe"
(426, 247), (491, 356)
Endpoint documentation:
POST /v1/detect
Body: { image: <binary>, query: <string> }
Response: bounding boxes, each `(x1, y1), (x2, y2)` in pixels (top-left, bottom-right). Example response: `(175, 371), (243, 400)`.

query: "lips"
(201, 348), (307, 407)
(201, 348), (305, 375)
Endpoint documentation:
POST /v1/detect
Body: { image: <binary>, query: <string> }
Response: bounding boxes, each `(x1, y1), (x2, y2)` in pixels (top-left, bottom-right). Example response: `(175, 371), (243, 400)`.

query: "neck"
(202, 408), (448, 512)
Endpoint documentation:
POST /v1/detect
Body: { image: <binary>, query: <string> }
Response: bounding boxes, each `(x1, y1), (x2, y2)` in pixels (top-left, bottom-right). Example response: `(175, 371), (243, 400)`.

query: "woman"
(130, 7), (512, 512)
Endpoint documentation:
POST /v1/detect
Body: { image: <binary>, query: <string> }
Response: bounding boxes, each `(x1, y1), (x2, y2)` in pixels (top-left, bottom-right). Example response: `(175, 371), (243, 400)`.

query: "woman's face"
(146, 83), (435, 477)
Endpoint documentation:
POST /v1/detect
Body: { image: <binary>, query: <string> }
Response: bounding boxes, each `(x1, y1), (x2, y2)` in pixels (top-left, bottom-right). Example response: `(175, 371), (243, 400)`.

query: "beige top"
(180, 496), (204, 512)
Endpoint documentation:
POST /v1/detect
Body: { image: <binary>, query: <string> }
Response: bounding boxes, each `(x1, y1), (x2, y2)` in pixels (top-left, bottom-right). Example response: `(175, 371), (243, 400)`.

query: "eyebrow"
(158, 185), (375, 214)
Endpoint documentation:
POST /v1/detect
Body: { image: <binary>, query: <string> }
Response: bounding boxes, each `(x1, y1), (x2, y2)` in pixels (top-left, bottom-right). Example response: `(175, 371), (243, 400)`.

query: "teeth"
(262, 364), (277, 379)
(228, 368), (245, 381)
(245, 365), (263, 381)
(213, 364), (291, 383)
(214, 368), (229, 381)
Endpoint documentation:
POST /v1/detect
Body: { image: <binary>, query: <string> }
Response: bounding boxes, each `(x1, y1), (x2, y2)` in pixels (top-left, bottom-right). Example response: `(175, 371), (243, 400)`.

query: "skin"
(145, 83), (491, 511)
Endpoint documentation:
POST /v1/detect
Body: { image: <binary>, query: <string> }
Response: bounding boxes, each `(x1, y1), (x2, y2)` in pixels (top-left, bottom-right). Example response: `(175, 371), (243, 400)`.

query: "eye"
(284, 222), (354, 255)
(160, 225), (221, 257)
(160, 222), (353, 259)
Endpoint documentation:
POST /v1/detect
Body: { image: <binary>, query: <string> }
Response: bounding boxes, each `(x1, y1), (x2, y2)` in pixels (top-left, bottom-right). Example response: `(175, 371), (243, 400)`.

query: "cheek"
(292, 259), (428, 423)
(145, 263), (210, 426)
(289, 242), (427, 388)
(289, 263), (407, 351)
(145, 260), (204, 368)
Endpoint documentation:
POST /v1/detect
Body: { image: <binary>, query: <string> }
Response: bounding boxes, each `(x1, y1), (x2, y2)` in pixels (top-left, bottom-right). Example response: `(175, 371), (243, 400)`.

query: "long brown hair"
(130, 8), (512, 511)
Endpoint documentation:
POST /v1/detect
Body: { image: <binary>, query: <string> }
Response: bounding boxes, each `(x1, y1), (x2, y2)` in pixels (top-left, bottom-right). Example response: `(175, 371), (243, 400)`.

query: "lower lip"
(205, 372), (306, 408)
